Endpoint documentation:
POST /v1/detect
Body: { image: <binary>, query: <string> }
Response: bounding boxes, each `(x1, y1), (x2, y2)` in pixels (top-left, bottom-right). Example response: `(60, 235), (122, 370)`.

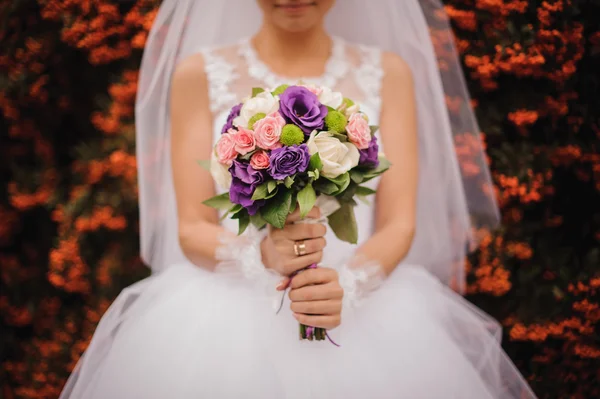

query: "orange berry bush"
(0, 1), (598, 398)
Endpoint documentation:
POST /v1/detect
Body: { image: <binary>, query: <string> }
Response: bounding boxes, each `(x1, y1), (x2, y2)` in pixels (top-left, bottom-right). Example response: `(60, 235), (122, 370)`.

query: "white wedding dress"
(60, 39), (536, 399)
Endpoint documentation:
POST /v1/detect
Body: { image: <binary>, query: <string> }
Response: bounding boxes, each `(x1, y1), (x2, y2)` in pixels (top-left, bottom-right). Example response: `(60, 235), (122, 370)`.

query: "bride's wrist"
(339, 258), (386, 309)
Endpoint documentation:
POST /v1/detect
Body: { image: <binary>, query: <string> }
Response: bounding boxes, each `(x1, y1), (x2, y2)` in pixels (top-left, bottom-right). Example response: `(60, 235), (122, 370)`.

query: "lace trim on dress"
(214, 228), (282, 310)
(354, 45), (384, 114)
(338, 259), (385, 310)
(201, 48), (240, 114)
(239, 37), (349, 89)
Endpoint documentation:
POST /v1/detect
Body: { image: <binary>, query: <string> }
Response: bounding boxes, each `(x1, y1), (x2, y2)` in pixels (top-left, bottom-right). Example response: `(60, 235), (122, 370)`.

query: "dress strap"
(354, 45), (384, 114)
(200, 48), (240, 115)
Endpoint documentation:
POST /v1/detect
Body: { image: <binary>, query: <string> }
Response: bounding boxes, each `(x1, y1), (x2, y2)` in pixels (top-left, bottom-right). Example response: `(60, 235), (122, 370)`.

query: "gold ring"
(294, 241), (307, 256)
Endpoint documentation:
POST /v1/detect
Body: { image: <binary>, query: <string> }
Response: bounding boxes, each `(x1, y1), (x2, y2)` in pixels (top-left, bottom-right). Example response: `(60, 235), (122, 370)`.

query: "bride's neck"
(252, 24), (332, 67)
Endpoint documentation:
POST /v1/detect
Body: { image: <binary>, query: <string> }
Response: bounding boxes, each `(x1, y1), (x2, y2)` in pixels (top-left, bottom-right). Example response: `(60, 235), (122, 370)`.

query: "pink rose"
(233, 127), (256, 155)
(250, 150), (270, 170)
(303, 84), (323, 96)
(253, 112), (285, 150)
(215, 131), (238, 165)
(346, 113), (371, 150)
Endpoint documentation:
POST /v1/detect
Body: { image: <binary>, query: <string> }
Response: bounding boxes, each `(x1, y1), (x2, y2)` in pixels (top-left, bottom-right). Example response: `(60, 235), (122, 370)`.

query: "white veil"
(135, 0), (500, 293)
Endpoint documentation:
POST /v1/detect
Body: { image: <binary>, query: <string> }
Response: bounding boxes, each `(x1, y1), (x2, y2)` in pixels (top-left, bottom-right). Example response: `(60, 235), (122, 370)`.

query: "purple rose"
(221, 103), (243, 134)
(359, 136), (380, 168)
(268, 144), (310, 180)
(229, 160), (265, 215)
(279, 86), (328, 135)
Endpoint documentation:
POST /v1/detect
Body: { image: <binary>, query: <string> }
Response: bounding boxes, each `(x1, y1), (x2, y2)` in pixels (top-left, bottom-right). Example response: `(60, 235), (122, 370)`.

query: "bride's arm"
(354, 52), (419, 276)
(170, 54), (326, 274)
(170, 54), (231, 268)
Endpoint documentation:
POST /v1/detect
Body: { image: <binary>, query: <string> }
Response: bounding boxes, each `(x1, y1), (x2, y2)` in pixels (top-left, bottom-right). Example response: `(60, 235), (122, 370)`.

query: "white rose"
(343, 103), (360, 118)
(210, 151), (232, 190)
(306, 131), (360, 178)
(318, 86), (344, 109)
(234, 91), (279, 129)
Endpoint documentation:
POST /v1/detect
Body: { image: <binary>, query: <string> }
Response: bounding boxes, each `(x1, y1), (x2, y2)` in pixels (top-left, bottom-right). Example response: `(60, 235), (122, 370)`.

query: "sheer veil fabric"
(56, 2), (542, 398)
(136, 0), (499, 292)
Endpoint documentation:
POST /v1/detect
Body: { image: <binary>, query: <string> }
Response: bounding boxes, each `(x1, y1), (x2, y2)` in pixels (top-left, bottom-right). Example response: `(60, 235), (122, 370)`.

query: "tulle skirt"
(60, 262), (536, 399)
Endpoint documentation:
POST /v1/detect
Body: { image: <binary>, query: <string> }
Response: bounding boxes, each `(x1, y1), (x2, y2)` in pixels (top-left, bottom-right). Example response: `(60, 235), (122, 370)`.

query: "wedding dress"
(59, 38), (537, 399)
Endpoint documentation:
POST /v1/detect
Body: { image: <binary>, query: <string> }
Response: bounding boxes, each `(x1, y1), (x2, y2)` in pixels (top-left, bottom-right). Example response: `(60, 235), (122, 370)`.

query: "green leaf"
(355, 185), (376, 196)
(264, 187), (279, 200)
(260, 190), (292, 229)
(314, 179), (339, 195)
(336, 181), (358, 203)
(239, 150), (257, 161)
(325, 172), (351, 194)
(250, 214), (267, 230)
(251, 183), (269, 200)
(330, 131), (348, 142)
(289, 192), (298, 214)
(297, 184), (316, 218)
(309, 152), (323, 171)
(252, 87), (265, 97)
(327, 203), (358, 244)
(202, 193), (233, 210)
(250, 181), (279, 202)
(267, 180), (277, 193)
(197, 159), (211, 171)
(362, 156), (391, 181)
(233, 211), (250, 235)
(220, 204), (243, 221)
(350, 169), (364, 184)
(357, 195), (371, 205)
(326, 105), (336, 113)
(369, 125), (379, 137)
(374, 155), (391, 172)
(284, 176), (295, 188)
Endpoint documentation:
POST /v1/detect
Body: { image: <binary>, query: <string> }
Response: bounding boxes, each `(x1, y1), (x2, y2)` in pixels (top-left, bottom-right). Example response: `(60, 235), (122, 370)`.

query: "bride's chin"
(274, 3), (317, 14)
(271, 16), (321, 33)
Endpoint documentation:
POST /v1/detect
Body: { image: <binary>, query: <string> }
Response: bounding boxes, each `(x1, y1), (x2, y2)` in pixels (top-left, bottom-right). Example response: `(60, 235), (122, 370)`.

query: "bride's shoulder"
(173, 41), (240, 80)
(381, 51), (412, 81)
(176, 41), (239, 69)
(343, 41), (411, 77)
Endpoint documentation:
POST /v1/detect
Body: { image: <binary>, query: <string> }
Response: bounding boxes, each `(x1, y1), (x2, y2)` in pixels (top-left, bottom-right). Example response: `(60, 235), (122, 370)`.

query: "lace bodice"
(201, 37), (383, 125)
(201, 38), (385, 266)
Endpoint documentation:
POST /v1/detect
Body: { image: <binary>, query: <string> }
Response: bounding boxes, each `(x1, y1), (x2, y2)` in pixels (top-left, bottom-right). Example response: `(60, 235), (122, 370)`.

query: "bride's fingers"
(290, 299), (342, 315)
(282, 251), (323, 275)
(289, 282), (343, 302)
(285, 237), (326, 256)
(276, 223), (326, 241)
(276, 277), (291, 291)
(286, 207), (321, 224)
(290, 268), (337, 289)
(293, 313), (341, 330)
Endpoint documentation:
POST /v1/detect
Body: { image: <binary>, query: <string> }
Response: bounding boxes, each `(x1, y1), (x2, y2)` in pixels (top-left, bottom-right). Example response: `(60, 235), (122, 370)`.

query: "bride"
(60, 0), (537, 398)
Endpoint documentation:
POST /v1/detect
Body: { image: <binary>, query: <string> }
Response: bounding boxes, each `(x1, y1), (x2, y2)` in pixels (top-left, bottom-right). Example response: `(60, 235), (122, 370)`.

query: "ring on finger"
(294, 240), (307, 256)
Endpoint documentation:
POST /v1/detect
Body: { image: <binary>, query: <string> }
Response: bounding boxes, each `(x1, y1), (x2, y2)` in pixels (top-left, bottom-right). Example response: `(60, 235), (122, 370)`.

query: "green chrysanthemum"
(324, 110), (348, 133)
(280, 124), (304, 146)
(248, 113), (266, 129)
(272, 84), (290, 96)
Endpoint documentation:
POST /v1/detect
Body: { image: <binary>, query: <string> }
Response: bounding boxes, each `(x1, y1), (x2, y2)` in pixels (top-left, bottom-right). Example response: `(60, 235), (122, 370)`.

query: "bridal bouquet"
(203, 84), (389, 341)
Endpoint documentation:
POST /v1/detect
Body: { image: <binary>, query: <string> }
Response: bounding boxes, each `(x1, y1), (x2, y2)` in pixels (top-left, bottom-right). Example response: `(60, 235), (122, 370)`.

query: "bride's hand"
(261, 207), (327, 276)
(288, 268), (343, 330)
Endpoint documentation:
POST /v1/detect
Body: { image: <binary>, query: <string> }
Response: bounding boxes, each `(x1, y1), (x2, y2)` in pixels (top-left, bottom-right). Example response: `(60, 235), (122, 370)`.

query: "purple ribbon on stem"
(276, 263), (340, 347)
